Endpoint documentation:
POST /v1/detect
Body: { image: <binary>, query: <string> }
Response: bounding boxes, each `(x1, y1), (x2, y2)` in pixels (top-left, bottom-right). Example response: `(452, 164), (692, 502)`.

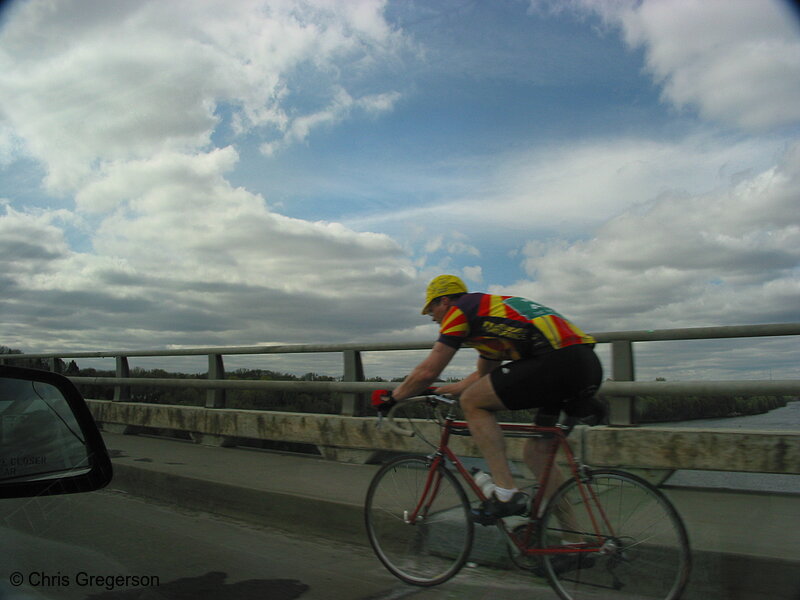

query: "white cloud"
(447, 240), (480, 257)
(406, 231), (483, 279)
(624, 0), (800, 131)
(423, 235), (443, 254)
(479, 136), (774, 231)
(0, 0), (407, 192)
(81, 149), (411, 293)
(360, 134), (787, 239)
(462, 265), (483, 284)
(260, 87), (401, 155)
(0, 205), (71, 277)
(0, 192), (421, 352)
(0, 0), (422, 353)
(75, 147), (241, 214)
(0, 121), (21, 166)
(550, 0), (800, 131)
(500, 143), (800, 331)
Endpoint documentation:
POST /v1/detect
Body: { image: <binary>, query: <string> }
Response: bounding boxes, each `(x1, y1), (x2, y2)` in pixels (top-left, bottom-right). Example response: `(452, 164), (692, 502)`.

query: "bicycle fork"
(403, 454), (447, 525)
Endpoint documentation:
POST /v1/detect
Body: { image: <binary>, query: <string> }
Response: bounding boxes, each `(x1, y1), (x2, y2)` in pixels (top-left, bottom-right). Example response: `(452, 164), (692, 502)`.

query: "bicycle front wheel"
(539, 469), (690, 600)
(364, 456), (474, 586)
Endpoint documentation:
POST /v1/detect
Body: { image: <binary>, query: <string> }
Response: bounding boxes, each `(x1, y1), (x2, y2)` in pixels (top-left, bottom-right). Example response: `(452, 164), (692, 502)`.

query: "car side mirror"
(0, 365), (112, 498)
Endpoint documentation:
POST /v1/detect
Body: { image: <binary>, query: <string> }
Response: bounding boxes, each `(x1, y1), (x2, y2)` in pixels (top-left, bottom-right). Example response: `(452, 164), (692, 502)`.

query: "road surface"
(1, 488), (551, 600)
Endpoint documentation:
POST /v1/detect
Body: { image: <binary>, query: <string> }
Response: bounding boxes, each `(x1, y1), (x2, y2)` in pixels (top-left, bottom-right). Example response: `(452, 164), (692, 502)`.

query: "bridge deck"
(102, 431), (800, 600)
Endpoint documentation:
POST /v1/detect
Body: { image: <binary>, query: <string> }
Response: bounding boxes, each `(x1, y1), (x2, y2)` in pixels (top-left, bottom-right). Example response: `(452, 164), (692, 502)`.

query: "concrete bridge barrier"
(87, 400), (800, 474)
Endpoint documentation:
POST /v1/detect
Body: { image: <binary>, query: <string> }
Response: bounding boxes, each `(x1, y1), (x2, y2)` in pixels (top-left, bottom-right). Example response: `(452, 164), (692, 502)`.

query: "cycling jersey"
(437, 293), (595, 361)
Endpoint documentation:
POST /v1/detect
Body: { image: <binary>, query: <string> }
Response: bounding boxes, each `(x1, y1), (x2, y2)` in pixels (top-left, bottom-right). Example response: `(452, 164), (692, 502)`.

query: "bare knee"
(459, 393), (482, 419)
(459, 377), (506, 417)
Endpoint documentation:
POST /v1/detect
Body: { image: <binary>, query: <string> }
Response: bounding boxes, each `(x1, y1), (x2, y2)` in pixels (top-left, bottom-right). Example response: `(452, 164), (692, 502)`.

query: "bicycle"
(364, 394), (691, 600)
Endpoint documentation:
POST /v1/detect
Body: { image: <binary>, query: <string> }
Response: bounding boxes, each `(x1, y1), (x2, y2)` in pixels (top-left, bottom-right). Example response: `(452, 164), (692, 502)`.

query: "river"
(655, 400), (799, 494)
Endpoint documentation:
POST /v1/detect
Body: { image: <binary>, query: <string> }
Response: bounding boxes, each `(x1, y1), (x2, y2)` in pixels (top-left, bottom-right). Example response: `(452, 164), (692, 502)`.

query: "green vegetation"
(634, 394), (789, 423)
(68, 366), (356, 415)
(1, 347), (793, 421)
(0, 346), (61, 371)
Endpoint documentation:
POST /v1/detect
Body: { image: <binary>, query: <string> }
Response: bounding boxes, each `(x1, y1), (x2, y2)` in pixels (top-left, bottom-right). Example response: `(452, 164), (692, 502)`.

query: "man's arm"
(390, 342), (458, 401)
(436, 356), (500, 397)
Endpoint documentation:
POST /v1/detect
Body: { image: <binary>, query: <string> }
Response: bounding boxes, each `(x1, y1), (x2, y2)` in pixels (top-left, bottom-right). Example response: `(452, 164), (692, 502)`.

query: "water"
(658, 399), (800, 431)
(655, 400), (799, 494)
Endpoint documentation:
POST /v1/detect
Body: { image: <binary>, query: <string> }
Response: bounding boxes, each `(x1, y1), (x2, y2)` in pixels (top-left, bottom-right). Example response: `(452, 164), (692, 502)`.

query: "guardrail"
(3, 323), (799, 426)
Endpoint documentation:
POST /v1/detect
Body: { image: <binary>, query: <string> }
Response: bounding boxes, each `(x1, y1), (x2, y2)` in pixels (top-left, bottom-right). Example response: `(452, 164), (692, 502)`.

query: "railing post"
(114, 356), (131, 402)
(609, 340), (636, 426)
(318, 349), (378, 463)
(195, 353), (235, 447)
(341, 350), (365, 416)
(206, 353), (226, 408)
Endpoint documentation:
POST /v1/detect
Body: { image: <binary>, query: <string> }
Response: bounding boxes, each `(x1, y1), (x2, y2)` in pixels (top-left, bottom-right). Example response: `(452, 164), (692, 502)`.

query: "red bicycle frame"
(408, 410), (614, 558)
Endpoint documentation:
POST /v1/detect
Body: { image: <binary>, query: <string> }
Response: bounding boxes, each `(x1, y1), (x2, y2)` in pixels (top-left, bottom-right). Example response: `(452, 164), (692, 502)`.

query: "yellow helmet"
(421, 274), (468, 314)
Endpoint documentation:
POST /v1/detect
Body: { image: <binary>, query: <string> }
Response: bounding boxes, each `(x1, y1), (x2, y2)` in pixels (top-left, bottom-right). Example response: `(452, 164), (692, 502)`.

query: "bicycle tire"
(364, 455), (474, 586)
(539, 469), (691, 600)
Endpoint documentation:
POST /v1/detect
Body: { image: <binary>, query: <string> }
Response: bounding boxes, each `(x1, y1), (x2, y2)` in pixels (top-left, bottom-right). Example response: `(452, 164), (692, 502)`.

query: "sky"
(0, 0), (799, 382)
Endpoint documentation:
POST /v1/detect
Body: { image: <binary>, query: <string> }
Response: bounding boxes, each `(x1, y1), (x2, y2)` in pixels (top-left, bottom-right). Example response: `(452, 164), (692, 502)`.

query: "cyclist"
(373, 274), (602, 524)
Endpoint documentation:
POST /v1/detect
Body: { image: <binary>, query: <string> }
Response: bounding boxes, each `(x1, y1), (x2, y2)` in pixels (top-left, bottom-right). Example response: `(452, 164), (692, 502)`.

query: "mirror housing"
(0, 365), (112, 498)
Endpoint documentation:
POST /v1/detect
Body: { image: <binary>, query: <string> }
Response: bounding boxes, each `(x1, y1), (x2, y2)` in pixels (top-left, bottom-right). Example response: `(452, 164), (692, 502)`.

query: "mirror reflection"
(0, 377), (91, 482)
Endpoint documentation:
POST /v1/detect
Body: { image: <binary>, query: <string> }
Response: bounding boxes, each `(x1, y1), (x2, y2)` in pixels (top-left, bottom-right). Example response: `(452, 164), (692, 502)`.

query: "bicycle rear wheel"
(539, 469), (690, 600)
(364, 456), (474, 586)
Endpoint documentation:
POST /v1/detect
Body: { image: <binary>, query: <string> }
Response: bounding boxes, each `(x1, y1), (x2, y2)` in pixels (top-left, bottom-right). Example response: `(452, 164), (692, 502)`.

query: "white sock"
(494, 486), (519, 502)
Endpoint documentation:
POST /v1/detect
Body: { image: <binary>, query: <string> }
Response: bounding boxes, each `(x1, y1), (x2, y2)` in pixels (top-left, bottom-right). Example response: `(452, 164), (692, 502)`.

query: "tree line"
(1, 346), (792, 421)
(68, 365), (398, 415)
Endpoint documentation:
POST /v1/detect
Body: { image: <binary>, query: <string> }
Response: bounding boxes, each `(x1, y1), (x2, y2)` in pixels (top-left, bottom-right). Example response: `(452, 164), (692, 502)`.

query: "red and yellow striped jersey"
(437, 293), (595, 361)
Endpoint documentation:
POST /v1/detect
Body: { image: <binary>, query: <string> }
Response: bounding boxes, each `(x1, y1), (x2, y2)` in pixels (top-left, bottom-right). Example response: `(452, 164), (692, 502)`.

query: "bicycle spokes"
(539, 471), (690, 600)
(365, 456), (474, 586)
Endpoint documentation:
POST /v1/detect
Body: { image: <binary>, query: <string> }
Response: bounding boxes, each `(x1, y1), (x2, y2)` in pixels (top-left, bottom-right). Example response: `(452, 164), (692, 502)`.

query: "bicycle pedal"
(470, 508), (497, 526)
(471, 508), (530, 527)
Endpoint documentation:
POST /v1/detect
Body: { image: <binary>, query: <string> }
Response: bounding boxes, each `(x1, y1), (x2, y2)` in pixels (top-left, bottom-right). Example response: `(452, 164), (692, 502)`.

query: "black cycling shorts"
(489, 343), (602, 426)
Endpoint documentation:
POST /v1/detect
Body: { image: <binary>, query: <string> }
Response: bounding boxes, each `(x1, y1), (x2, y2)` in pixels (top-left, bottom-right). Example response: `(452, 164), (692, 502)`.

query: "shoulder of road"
(103, 431), (800, 600)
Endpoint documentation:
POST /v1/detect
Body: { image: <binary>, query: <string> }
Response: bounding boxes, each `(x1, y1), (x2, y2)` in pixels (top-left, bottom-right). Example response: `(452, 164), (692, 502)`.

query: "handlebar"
(381, 394), (456, 437)
(378, 392), (605, 438)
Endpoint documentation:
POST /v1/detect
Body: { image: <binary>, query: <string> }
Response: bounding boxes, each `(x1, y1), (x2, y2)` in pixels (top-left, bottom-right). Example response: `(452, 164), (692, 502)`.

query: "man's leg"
(523, 436), (565, 499)
(459, 375), (516, 490)
(524, 436), (583, 543)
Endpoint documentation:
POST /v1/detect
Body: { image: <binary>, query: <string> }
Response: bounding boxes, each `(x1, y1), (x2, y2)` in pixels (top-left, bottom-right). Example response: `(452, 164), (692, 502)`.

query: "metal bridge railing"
(2, 323), (799, 426)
